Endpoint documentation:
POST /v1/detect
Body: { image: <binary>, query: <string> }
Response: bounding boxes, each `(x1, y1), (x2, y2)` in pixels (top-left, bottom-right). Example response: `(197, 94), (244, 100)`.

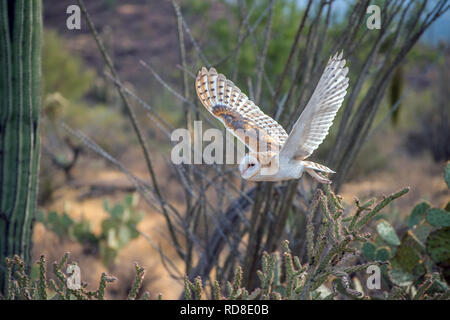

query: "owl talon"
(306, 169), (332, 184)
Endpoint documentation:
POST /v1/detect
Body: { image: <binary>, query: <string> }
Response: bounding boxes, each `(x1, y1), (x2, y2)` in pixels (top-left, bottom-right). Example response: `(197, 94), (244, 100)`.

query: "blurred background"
(33, 0), (449, 299)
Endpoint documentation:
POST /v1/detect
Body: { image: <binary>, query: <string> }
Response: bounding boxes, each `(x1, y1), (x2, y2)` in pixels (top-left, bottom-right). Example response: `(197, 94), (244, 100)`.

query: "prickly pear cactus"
(376, 219), (401, 246)
(408, 201), (430, 228)
(100, 193), (144, 266)
(426, 209), (450, 227)
(362, 164), (450, 292)
(426, 227), (450, 284)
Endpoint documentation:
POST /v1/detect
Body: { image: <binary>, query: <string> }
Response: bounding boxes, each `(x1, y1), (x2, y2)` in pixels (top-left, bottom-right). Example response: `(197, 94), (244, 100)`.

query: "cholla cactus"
(183, 184), (449, 300)
(1, 253), (149, 300)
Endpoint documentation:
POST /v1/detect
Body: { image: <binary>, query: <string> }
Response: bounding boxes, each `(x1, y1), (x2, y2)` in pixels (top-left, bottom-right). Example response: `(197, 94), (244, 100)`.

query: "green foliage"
(37, 210), (97, 249)
(41, 30), (132, 154)
(183, 0), (211, 16)
(37, 194), (144, 267)
(41, 31), (130, 156)
(192, 0), (307, 99)
(42, 30), (94, 101)
(41, 29), (133, 149)
(100, 194), (144, 266)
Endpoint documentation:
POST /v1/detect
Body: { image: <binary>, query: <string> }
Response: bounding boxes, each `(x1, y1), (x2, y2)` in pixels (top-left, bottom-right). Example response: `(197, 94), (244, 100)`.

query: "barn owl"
(195, 52), (349, 184)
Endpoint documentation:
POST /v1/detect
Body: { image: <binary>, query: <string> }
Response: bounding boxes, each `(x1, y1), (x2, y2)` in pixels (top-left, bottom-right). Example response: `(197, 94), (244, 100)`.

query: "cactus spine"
(0, 0), (42, 292)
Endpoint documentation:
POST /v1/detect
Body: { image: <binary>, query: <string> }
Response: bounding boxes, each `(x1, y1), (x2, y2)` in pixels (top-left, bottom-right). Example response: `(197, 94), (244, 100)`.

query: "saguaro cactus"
(0, 1), (42, 292)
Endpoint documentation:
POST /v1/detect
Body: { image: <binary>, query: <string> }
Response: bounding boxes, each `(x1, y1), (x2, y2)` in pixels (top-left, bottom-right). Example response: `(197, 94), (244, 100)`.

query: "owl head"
(239, 152), (280, 180)
(239, 154), (260, 180)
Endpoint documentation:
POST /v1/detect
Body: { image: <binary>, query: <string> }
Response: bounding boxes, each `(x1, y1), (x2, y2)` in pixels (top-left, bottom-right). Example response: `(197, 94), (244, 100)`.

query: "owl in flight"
(195, 52), (349, 184)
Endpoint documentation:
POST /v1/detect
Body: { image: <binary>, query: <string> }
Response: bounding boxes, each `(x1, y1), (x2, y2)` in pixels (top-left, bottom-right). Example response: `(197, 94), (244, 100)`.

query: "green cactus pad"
(412, 221), (434, 245)
(394, 245), (420, 274)
(388, 261), (425, 287)
(375, 247), (391, 261)
(426, 209), (450, 227)
(408, 201), (430, 228)
(426, 227), (450, 264)
(404, 230), (426, 253)
(388, 268), (415, 287)
(391, 232), (425, 277)
(376, 220), (401, 246)
(362, 242), (377, 260)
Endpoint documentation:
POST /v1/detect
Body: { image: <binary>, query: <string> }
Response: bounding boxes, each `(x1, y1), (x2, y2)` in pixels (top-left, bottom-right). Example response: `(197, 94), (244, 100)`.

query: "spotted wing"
(280, 52), (349, 160)
(195, 67), (288, 153)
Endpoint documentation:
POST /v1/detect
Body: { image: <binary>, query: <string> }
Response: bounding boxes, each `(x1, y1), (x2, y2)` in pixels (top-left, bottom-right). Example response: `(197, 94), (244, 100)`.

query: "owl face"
(239, 154), (260, 180)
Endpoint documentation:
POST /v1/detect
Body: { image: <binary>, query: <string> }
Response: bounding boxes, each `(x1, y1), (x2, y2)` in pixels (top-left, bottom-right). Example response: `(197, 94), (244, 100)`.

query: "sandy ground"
(341, 152), (448, 213)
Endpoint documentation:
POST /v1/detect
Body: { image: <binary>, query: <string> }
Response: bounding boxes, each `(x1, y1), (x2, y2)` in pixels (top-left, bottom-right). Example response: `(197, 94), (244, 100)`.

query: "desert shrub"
(42, 30), (95, 102)
(40, 31), (131, 203)
(39, 33), (136, 209)
(37, 194), (144, 267)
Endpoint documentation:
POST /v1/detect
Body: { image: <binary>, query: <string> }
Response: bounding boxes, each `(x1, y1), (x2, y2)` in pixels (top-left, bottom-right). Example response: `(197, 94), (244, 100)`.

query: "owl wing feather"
(280, 51), (349, 160)
(196, 67), (288, 153)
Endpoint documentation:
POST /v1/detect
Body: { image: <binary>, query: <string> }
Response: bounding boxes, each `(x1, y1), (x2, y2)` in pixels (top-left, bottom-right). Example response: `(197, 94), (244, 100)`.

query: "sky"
(294, 0), (450, 45)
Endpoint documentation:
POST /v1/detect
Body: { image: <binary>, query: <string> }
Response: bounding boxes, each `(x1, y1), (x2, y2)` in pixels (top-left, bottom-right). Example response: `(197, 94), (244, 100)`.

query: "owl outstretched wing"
(280, 52), (349, 160)
(195, 67), (288, 153)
